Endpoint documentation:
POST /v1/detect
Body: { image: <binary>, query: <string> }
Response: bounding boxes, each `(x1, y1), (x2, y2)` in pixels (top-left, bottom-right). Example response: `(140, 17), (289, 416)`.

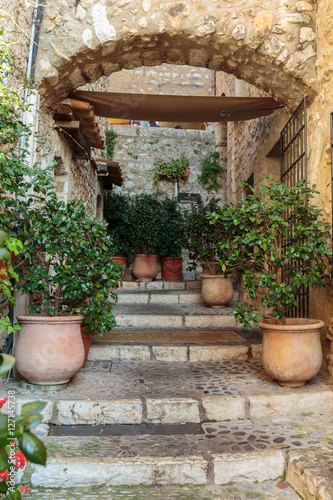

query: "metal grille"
(280, 98), (309, 318)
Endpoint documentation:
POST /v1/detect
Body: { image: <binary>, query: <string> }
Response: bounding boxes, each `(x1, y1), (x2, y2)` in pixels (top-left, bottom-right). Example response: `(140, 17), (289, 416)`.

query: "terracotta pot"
(259, 318), (324, 387)
(81, 326), (96, 368)
(161, 257), (183, 281)
(200, 274), (234, 308)
(15, 314), (84, 385)
(111, 256), (127, 280)
(132, 254), (158, 280)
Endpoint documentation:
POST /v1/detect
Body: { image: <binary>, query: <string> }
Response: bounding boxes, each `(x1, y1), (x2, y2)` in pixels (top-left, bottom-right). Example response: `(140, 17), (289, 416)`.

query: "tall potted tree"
(14, 194), (121, 385)
(158, 197), (184, 281)
(183, 197), (236, 307)
(209, 176), (332, 387)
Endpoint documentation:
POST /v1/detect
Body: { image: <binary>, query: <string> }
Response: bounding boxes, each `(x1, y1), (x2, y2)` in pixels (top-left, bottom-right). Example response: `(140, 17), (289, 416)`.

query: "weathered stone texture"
(33, 0), (317, 109)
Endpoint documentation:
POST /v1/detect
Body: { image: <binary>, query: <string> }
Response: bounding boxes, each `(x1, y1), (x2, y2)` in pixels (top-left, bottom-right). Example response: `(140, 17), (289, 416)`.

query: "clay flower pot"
(81, 326), (96, 368)
(132, 254), (158, 280)
(111, 256), (127, 280)
(259, 318), (324, 387)
(200, 274), (233, 308)
(161, 257), (183, 281)
(15, 315), (84, 385)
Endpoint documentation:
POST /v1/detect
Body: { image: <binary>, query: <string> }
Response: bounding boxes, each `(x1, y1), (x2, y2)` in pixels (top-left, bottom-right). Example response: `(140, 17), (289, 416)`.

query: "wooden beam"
(55, 120), (80, 129)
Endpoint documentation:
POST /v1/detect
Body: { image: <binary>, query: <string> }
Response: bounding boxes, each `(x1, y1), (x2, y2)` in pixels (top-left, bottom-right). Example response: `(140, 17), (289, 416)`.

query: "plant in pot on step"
(158, 197), (185, 281)
(209, 175), (332, 387)
(130, 193), (163, 281)
(104, 192), (133, 280)
(183, 196), (236, 308)
(14, 194), (121, 385)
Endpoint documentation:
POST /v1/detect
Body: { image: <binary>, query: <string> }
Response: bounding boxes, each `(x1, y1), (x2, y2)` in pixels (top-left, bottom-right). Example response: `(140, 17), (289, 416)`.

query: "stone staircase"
(2, 281), (333, 499)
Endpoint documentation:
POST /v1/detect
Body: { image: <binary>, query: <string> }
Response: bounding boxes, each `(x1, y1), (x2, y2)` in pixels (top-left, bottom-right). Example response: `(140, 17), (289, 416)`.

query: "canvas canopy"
(69, 90), (282, 123)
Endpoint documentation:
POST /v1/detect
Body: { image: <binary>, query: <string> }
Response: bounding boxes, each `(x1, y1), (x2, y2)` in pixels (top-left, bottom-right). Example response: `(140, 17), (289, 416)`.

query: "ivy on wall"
(198, 151), (225, 193)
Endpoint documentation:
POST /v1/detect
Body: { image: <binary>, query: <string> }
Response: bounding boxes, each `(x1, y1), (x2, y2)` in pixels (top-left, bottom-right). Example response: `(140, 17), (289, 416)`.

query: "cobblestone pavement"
(27, 482), (301, 499)
(2, 359), (331, 401)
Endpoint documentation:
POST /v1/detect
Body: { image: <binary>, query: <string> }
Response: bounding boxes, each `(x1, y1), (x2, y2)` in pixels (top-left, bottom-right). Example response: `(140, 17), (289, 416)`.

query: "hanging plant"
(105, 130), (118, 161)
(198, 151), (225, 192)
(153, 153), (189, 183)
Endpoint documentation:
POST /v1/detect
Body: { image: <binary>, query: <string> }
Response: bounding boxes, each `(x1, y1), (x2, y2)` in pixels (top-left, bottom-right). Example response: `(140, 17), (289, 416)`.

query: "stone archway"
(36, 0), (317, 110)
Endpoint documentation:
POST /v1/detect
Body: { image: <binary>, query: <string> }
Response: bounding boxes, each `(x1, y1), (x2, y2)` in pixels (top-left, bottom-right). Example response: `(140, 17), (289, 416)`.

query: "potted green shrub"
(130, 193), (163, 280)
(158, 197), (184, 281)
(209, 176), (332, 387)
(14, 194), (121, 385)
(153, 153), (189, 184)
(104, 192), (133, 280)
(183, 197), (235, 307)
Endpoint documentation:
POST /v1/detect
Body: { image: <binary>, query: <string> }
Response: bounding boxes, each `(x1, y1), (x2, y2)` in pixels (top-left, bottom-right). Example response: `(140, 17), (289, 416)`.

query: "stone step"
(25, 482), (302, 500)
(113, 304), (238, 329)
(120, 280), (202, 291)
(89, 329), (261, 362)
(23, 414), (333, 488)
(3, 360), (333, 426)
(114, 289), (240, 305)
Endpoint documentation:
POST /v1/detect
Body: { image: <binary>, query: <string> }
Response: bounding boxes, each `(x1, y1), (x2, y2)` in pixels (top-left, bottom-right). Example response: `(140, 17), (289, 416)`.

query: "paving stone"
(248, 391), (333, 418)
(117, 293), (149, 304)
(213, 449), (285, 484)
(163, 282), (186, 290)
(146, 282), (164, 290)
(185, 315), (237, 328)
(186, 281), (202, 290)
(30, 456), (208, 487)
(150, 293), (180, 304)
(26, 482), (302, 499)
(251, 343), (262, 359)
(117, 314), (183, 328)
(190, 345), (249, 362)
(152, 346), (188, 361)
(202, 396), (245, 420)
(88, 345), (151, 361)
(179, 292), (203, 304)
(120, 282), (139, 290)
(287, 449), (333, 500)
(56, 400), (143, 425)
(146, 398), (200, 424)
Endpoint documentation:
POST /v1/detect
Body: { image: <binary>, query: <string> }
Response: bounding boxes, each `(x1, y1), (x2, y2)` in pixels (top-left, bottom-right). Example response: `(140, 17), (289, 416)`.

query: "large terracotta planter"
(15, 314), (84, 385)
(81, 326), (96, 368)
(161, 257), (183, 281)
(111, 256), (127, 280)
(259, 318), (324, 387)
(200, 274), (234, 308)
(132, 254), (158, 280)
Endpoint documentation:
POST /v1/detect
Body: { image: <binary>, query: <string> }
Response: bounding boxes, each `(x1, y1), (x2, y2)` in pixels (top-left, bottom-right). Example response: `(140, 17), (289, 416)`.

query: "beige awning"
(68, 91), (283, 123)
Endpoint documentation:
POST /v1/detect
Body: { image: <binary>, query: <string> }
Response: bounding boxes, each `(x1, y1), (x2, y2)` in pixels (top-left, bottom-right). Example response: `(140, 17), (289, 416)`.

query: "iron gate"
(280, 97), (309, 318)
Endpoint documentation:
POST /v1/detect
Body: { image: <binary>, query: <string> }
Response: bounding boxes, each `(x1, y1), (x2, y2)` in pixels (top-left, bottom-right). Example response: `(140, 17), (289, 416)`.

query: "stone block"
(184, 315), (236, 328)
(146, 398), (200, 424)
(31, 456), (208, 487)
(121, 282), (139, 290)
(185, 281), (202, 290)
(88, 345), (150, 361)
(213, 450), (285, 484)
(56, 400), (143, 425)
(248, 391), (333, 418)
(202, 396), (245, 421)
(117, 293), (149, 304)
(152, 346), (187, 362)
(190, 345), (248, 362)
(117, 315), (183, 328)
(146, 282), (164, 290)
(179, 292), (203, 304)
(251, 344), (262, 359)
(182, 272), (196, 281)
(2, 398), (54, 423)
(150, 293), (179, 304)
(163, 282), (186, 290)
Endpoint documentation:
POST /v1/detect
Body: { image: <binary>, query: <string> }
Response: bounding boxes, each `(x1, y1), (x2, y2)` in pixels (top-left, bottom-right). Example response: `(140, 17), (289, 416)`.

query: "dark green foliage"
(153, 154), (189, 183)
(198, 151), (225, 192)
(158, 197), (184, 258)
(209, 175), (332, 328)
(104, 192), (133, 256)
(16, 195), (122, 337)
(130, 193), (164, 254)
(183, 197), (227, 275)
(105, 130), (118, 161)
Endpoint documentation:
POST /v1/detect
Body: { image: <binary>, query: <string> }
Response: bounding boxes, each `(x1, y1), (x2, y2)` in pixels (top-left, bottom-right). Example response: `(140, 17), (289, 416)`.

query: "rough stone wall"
(111, 125), (216, 201)
(35, 0), (317, 111)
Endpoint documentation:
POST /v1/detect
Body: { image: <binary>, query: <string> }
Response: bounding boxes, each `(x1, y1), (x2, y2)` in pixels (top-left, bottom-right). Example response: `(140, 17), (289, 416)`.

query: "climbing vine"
(105, 130), (118, 161)
(198, 151), (225, 193)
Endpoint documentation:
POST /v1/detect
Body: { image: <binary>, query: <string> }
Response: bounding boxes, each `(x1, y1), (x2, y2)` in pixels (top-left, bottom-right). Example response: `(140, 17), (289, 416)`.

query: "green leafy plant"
(183, 197), (228, 275)
(153, 153), (189, 183)
(158, 197), (184, 258)
(103, 192), (133, 256)
(209, 176), (332, 328)
(0, 354), (47, 499)
(198, 151), (225, 192)
(15, 195), (122, 338)
(130, 194), (163, 255)
(105, 130), (118, 161)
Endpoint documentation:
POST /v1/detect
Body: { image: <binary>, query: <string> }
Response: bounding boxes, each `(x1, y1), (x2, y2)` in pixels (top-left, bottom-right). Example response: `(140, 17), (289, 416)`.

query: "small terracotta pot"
(111, 256), (127, 280)
(259, 318), (324, 387)
(132, 254), (158, 280)
(200, 274), (234, 308)
(15, 314), (84, 385)
(161, 257), (183, 281)
(81, 326), (96, 368)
